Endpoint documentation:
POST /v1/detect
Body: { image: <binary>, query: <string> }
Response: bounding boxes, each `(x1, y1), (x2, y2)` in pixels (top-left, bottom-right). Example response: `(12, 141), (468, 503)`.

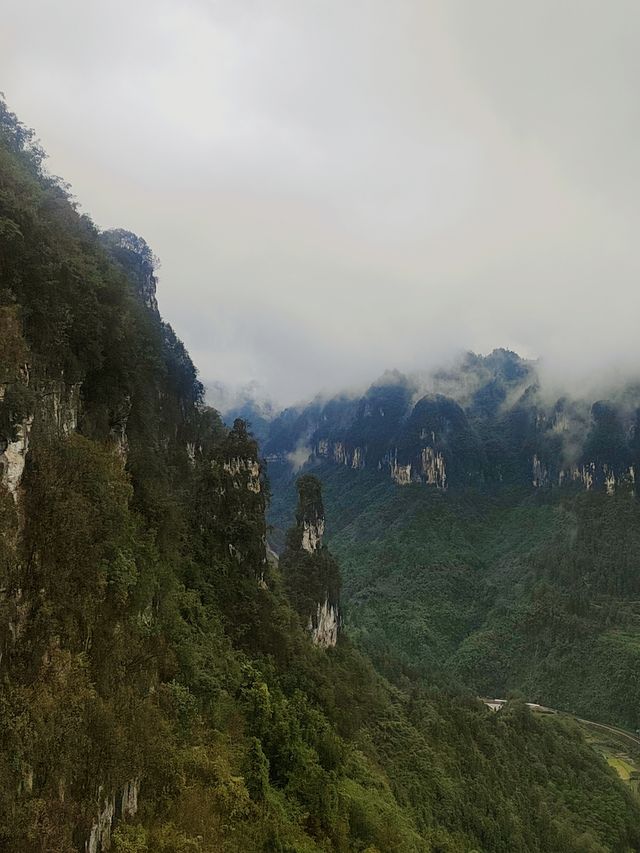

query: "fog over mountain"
(4, 0), (639, 404)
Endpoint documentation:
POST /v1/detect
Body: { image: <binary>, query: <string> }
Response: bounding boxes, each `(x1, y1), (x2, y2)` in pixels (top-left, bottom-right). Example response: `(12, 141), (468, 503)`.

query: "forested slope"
(1, 99), (639, 853)
(267, 459), (640, 733)
(263, 367), (640, 733)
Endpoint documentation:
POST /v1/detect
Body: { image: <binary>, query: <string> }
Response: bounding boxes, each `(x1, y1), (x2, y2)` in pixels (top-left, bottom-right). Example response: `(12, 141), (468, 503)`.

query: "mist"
(3, 0), (639, 405)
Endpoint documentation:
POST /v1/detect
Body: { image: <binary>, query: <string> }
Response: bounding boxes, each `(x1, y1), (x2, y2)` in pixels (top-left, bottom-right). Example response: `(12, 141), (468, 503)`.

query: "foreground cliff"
(1, 99), (640, 852)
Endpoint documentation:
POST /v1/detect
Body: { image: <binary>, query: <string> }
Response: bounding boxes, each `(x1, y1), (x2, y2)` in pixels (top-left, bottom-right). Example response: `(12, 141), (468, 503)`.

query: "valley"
(482, 697), (640, 793)
(243, 357), (640, 735)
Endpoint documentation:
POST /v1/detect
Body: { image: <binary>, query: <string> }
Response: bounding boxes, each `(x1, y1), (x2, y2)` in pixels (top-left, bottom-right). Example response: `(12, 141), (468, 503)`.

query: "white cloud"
(2, 0), (639, 404)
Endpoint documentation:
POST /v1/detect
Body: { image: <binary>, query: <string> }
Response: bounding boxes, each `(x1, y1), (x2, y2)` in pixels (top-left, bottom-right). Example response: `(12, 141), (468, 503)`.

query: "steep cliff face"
(0, 101), (269, 850)
(264, 353), (640, 499)
(295, 473), (326, 555)
(0, 417), (31, 498)
(0, 307), (32, 500)
(531, 453), (548, 487)
(280, 475), (340, 648)
(0, 299), (82, 502)
(99, 229), (159, 314)
(85, 778), (140, 853)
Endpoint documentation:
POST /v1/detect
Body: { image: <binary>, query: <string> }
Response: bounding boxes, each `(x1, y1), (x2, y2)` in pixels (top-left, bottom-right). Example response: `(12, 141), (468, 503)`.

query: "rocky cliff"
(262, 351), (640, 498)
(0, 101), (268, 850)
(280, 475), (341, 649)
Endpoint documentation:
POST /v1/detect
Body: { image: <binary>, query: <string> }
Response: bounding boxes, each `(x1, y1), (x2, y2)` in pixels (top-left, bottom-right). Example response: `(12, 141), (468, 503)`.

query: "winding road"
(573, 717), (640, 751)
(482, 698), (640, 751)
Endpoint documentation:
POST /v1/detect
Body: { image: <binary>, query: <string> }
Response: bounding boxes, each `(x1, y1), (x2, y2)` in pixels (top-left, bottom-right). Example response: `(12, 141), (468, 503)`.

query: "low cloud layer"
(3, 1), (639, 405)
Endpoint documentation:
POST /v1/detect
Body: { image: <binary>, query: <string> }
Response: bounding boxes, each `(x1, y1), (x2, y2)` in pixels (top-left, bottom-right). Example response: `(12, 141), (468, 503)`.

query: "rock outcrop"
(263, 355), (640, 498)
(85, 778), (140, 853)
(0, 418), (32, 500)
(223, 457), (261, 493)
(0, 379), (80, 501)
(281, 475), (341, 649)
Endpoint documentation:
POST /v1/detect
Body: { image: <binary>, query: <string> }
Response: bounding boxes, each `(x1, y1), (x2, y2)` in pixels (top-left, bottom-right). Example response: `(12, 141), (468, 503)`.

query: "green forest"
(1, 97), (640, 853)
(267, 465), (640, 732)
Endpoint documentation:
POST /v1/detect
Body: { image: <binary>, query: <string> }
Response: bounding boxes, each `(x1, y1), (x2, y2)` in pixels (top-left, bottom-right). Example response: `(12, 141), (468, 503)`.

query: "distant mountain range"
(222, 348), (640, 496)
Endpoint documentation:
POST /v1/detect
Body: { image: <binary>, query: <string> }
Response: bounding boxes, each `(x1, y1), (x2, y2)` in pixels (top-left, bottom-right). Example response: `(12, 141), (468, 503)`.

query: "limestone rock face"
(386, 446), (447, 488)
(223, 457), (261, 493)
(420, 447), (447, 488)
(315, 440), (365, 470)
(86, 793), (115, 853)
(562, 462), (595, 490)
(604, 465), (616, 496)
(0, 418), (32, 500)
(110, 395), (132, 462)
(351, 446), (365, 469)
(301, 515), (325, 553)
(390, 455), (412, 485)
(48, 382), (80, 433)
(100, 229), (159, 313)
(309, 598), (339, 648)
(0, 379), (81, 500)
(139, 267), (158, 313)
(283, 475), (341, 649)
(263, 353), (640, 498)
(216, 420), (268, 580)
(532, 454), (548, 488)
(85, 778), (140, 852)
(121, 778), (140, 819)
(296, 474), (326, 554)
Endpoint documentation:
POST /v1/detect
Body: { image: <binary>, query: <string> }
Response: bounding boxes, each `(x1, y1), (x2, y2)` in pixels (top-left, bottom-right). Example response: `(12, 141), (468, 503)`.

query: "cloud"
(286, 445), (312, 473)
(2, 0), (639, 404)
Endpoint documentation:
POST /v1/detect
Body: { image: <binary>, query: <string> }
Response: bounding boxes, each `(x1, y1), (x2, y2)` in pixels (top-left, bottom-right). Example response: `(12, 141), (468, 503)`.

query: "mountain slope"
(264, 359), (640, 731)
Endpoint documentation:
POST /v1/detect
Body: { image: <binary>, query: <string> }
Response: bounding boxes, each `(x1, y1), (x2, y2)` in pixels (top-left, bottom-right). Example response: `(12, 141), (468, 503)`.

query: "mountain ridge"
(222, 350), (640, 530)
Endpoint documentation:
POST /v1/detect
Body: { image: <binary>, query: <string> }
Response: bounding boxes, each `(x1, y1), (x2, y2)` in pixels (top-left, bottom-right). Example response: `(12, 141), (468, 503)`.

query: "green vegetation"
(1, 98), (640, 851)
(575, 720), (640, 795)
(269, 461), (640, 732)
(607, 757), (633, 781)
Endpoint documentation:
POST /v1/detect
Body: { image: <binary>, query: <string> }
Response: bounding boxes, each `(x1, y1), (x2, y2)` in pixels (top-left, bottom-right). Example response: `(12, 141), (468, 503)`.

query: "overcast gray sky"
(3, 1), (639, 405)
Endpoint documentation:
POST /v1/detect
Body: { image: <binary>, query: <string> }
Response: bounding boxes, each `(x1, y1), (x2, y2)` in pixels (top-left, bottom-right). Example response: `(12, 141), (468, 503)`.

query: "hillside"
(1, 98), (640, 852)
(261, 358), (640, 731)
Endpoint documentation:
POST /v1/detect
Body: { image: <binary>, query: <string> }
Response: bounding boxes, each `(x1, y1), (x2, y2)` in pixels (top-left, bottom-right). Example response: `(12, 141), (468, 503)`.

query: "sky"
(2, 0), (639, 406)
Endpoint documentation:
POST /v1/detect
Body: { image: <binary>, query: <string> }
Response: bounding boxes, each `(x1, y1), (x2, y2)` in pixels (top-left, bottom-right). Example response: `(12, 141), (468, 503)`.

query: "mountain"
(264, 350), (640, 496)
(206, 380), (277, 446)
(262, 354), (640, 733)
(1, 98), (640, 852)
